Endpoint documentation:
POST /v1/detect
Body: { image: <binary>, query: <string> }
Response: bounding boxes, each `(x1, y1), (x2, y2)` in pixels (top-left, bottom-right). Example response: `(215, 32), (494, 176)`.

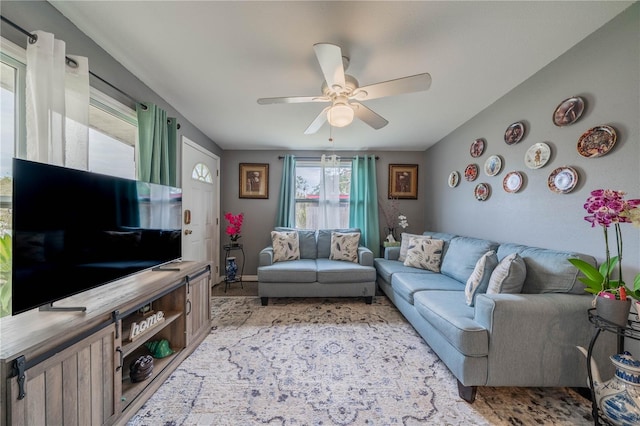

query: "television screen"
(11, 158), (182, 315)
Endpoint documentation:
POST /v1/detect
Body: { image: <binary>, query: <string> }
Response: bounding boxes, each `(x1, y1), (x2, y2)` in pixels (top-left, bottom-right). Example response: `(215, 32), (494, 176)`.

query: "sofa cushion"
(487, 252), (527, 294)
(271, 231), (300, 262)
(393, 272), (464, 305)
(496, 243), (595, 294)
(257, 259), (317, 283)
(464, 250), (499, 306)
(317, 228), (360, 258)
(440, 237), (499, 284)
(316, 259), (376, 283)
(329, 232), (360, 263)
(373, 258), (432, 283)
(414, 291), (488, 357)
(403, 238), (444, 272)
(275, 227), (317, 259)
(398, 233), (431, 262)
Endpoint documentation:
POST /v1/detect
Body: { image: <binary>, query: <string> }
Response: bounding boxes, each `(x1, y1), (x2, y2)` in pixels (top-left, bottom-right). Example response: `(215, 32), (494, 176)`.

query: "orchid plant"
(569, 189), (640, 299)
(224, 212), (244, 243)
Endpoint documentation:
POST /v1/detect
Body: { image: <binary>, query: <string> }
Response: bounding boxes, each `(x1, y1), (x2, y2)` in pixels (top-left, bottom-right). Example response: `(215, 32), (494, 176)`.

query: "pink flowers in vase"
(224, 212), (244, 243)
(570, 189), (640, 299)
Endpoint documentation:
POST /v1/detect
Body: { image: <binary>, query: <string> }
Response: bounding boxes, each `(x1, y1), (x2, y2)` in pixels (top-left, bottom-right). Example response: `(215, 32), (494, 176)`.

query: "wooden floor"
(211, 280), (258, 297)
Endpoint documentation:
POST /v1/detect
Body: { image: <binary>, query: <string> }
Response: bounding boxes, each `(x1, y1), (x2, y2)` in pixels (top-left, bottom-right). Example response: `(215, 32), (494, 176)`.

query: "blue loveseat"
(374, 231), (616, 402)
(257, 228), (377, 306)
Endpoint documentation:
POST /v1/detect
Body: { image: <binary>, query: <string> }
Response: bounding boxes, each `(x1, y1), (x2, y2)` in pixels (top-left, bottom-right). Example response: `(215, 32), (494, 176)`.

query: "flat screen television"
(11, 158), (182, 315)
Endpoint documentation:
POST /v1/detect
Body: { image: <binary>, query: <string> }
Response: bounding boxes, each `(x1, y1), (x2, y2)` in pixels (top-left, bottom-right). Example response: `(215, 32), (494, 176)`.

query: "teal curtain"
(136, 103), (177, 186)
(276, 155), (296, 227)
(349, 155), (380, 257)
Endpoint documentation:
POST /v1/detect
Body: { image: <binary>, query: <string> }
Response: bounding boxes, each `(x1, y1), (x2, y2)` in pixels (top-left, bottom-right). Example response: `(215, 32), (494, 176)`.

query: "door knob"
(184, 229), (193, 235)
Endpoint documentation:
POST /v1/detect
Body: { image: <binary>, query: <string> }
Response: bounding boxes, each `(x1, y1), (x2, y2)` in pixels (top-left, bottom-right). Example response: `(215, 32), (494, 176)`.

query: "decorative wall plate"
(448, 171), (460, 188)
(484, 155), (502, 176)
(503, 171), (523, 193)
(524, 142), (551, 169)
(553, 96), (584, 127)
(504, 121), (525, 145)
(577, 125), (617, 158)
(464, 164), (478, 181)
(470, 139), (485, 158)
(474, 183), (490, 201)
(548, 166), (578, 194)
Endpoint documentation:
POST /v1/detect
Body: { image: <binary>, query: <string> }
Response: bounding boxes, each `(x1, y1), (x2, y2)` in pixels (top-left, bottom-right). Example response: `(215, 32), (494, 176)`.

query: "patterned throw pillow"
(271, 231), (300, 263)
(464, 250), (499, 306)
(329, 232), (360, 263)
(487, 253), (527, 294)
(403, 238), (443, 272)
(398, 233), (432, 262)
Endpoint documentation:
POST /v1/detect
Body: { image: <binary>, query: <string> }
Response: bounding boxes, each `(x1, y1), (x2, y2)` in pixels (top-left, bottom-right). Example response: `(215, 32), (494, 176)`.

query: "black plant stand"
(586, 308), (640, 425)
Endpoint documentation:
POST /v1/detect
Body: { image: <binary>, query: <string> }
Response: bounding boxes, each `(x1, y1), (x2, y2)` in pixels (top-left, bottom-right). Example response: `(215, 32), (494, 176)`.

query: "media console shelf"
(0, 260), (211, 426)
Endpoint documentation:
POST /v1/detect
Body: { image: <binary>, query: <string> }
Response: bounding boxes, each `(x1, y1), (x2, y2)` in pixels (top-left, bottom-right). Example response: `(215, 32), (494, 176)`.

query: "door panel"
(181, 138), (219, 277)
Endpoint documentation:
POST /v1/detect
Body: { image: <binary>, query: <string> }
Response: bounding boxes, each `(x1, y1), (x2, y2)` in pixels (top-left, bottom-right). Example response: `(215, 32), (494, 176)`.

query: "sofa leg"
(365, 296), (373, 304)
(457, 380), (477, 403)
(261, 297), (268, 306)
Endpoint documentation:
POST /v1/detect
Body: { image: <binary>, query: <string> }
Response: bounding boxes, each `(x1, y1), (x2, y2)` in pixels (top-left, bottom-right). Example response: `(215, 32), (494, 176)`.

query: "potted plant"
(569, 189), (640, 327)
(224, 212), (244, 246)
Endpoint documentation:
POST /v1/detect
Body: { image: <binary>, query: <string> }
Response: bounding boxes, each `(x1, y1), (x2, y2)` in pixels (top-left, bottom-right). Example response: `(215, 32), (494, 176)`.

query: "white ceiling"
(50, 1), (632, 152)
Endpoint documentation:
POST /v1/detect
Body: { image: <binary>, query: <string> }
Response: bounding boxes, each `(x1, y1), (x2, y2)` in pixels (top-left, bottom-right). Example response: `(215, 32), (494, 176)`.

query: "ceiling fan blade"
(351, 102), (388, 130)
(257, 95), (330, 105)
(352, 73), (432, 101)
(304, 106), (330, 134)
(313, 43), (346, 92)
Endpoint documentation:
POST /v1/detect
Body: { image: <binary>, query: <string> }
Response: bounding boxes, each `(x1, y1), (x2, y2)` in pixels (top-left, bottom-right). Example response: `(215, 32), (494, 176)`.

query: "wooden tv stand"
(0, 261), (211, 426)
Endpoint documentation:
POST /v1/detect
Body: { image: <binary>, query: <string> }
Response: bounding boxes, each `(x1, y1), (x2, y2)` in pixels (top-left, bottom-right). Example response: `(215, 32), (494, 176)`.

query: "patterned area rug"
(127, 296), (593, 425)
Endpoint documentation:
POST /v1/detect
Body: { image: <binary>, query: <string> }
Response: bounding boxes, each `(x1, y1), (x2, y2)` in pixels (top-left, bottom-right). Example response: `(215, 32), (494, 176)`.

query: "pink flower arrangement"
(570, 189), (640, 299)
(224, 212), (244, 242)
(584, 189), (640, 228)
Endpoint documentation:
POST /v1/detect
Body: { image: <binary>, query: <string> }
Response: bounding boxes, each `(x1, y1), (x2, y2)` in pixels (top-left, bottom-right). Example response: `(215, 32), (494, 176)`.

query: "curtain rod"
(279, 155), (379, 160)
(1, 14), (181, 128)
(1, 15), (144, 107)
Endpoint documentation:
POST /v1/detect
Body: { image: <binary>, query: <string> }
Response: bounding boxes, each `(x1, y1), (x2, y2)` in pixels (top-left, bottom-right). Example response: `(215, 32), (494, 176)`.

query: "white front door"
(181, 137), (219, 278)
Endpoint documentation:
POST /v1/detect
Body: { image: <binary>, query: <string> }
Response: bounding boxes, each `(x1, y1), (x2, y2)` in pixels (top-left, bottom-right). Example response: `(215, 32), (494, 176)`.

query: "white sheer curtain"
(25, 30), (89, 169)
(318, 154), (342, 229)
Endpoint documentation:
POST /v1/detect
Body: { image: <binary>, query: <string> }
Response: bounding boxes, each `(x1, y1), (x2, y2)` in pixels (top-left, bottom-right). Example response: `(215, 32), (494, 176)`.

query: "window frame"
(294, 159), (352, 229)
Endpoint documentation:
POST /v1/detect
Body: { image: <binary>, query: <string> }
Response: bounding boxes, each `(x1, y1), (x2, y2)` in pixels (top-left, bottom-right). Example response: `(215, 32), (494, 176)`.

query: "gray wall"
(424, 4), (639, 282)
(0, 0), (222, 158)
(221, 150), (426, 274)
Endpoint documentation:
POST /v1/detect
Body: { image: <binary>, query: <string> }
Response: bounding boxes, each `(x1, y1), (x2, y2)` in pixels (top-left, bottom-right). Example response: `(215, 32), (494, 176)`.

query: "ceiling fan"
(257, 43), (432, 134)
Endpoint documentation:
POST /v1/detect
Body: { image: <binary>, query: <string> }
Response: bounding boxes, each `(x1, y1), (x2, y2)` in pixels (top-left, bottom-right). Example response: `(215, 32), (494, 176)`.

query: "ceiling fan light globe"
(327, 104), (354, 127)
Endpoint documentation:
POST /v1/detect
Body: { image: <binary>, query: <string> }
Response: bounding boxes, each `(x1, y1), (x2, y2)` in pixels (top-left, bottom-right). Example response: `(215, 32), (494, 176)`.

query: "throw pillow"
(398, 233), (432, 262)
(487, 253), (527, 294)
(271, 231), (300, 262)
(464, 250), (499, 306)
(403, 238), (443, 272)
(329, 232), (360, 263)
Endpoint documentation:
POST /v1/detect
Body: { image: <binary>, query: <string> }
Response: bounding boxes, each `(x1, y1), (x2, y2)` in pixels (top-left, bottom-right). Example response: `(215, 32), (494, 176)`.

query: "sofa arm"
(473, 293), (615, 386)
(358, 246), (374, 266)
(384, 246), (400, 261)
(259, 246), (274, 267)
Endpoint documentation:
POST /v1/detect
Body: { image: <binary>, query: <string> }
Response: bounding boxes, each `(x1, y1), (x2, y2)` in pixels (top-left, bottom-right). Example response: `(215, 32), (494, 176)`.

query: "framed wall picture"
(239, 163), (269, 199)
(388, 164), (418, 199)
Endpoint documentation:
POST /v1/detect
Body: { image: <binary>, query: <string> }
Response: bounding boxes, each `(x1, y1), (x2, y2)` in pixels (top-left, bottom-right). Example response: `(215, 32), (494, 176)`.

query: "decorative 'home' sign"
(130, 311), (165, 342)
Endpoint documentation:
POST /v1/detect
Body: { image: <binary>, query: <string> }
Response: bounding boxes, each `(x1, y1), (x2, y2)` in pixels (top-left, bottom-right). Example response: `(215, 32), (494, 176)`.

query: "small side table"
(223, 244), (245, 292)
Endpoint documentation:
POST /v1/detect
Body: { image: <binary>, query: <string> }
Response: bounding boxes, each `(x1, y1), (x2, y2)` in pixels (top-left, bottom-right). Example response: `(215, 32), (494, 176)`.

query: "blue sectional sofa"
(374, 231), (616, 402)
(258, 228), (377, 306)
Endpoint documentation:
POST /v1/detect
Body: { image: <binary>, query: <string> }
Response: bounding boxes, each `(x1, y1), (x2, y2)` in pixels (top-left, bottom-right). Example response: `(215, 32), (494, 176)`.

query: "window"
(295, 159), (351, 229)
(0, 37), (139, 317)
(88, 89), (137, 179)
(192, 162), (213, 183)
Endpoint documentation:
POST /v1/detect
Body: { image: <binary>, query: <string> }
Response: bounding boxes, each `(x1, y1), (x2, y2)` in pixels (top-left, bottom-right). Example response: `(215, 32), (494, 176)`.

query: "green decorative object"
(383, 241), (401, 247)
(145, 339), (174, 359)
